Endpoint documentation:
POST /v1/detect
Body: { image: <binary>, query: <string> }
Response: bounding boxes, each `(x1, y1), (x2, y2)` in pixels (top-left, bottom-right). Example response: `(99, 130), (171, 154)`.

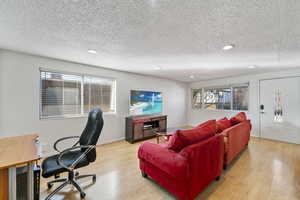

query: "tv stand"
(125, 115), (167, 143)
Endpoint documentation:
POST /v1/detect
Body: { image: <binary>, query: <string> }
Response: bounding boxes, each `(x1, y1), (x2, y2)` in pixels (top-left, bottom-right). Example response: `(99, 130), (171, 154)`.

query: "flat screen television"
(130, 90), (162, 116)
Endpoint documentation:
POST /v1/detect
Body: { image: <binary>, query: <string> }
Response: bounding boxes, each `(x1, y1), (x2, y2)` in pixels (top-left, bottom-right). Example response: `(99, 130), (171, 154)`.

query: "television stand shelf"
(125, 115), (167, 143)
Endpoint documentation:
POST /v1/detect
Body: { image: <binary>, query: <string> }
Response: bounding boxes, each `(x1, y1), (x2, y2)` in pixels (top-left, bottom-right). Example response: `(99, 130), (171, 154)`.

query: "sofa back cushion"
(196, 119), (217, 133)
(230, 112), (247, 125)
(179, 126), (215, 148)
(167, 120), (216, 151)
(216, 117), (231, 133)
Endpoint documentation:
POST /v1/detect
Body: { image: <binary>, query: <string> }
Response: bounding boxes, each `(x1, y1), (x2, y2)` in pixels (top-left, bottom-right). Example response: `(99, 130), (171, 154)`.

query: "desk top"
(0, 134), (41, 169)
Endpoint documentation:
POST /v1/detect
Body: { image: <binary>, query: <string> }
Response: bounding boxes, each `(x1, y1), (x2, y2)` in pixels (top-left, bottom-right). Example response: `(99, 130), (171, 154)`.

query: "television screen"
(130, 90), (162, 115)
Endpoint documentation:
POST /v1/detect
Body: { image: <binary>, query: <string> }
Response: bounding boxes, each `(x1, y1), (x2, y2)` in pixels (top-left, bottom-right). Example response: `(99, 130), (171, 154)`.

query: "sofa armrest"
(221, 121), (251, 163)
(138, 142), (189, 180)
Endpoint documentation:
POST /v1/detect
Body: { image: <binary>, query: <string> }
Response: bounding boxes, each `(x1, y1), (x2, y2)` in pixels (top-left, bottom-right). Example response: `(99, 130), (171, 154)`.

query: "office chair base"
(75, 174), (96, 183)
(47, 178), (67, 189)
(45, 172), (96, 200)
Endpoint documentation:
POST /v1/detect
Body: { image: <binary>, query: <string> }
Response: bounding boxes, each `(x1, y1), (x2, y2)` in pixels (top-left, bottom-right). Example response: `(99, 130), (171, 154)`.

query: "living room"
(0, 1), (300, 200)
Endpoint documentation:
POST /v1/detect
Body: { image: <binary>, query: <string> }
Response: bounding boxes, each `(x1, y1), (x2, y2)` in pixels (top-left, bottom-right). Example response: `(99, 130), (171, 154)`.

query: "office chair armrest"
(53, 136), (80, 153)
(57, 145), (96, 172)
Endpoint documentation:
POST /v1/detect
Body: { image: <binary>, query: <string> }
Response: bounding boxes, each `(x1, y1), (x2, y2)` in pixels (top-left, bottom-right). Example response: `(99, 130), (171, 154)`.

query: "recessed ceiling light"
(87, 49), (97, 54)
(154, 66), (161, 70)
(248, 65), (256, 69)
(222, 44), (235, 51)
(189, 75), (195, 79)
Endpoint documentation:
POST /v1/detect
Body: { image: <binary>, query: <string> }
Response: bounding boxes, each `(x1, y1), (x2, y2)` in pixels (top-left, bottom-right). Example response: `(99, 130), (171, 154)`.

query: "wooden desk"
(0, 134), (41, 200)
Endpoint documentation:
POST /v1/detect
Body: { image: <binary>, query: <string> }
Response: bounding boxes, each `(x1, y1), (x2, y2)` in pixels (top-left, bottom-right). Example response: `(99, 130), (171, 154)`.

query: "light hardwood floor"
(41, 137), (300, 200)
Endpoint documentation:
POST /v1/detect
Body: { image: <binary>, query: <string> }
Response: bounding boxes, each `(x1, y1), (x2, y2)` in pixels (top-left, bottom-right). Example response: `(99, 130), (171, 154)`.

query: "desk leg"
(8, 167), (16, 200)
(27, 163), (34, 200)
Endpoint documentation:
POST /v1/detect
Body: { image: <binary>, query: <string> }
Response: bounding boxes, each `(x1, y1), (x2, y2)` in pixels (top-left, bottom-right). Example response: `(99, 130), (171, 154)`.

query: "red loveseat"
(216, 112), (252, 169)
(138, 121), (224, 200)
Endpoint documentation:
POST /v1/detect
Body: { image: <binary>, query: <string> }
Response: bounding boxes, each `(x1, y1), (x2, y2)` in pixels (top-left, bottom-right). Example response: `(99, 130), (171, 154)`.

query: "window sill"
(191, 108), (248, 112)
(40, 112), (117, 120)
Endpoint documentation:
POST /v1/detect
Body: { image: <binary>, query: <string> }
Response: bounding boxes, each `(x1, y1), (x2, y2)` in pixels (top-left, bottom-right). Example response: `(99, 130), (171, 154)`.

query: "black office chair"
(42, 109), (104, 200)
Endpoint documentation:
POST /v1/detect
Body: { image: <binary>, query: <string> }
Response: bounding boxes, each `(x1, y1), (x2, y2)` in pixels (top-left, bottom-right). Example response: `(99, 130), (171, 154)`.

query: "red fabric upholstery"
(138, 135), (224, 200)
(230, 112), (247, 125)
(138, 142), (189, 180)
(196, 119), (217, 133)
(179, 134), (224, 200)
(139, 160), (189, 200)
(221, 120), (251, 165)
(216, 118), (231, 133)
(167, 120), (216, 151)
(167, 132), (185, 151)
(177, 127), (215, 148)
(224, 136), (229, 153)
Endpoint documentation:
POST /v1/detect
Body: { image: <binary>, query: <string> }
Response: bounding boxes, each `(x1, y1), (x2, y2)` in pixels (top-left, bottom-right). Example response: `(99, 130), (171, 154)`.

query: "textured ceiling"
(0, 0), (300, 82)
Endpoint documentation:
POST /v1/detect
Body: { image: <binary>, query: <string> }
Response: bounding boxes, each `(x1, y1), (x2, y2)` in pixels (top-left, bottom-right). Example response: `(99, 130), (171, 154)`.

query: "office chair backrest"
(79, 108), (104, 162)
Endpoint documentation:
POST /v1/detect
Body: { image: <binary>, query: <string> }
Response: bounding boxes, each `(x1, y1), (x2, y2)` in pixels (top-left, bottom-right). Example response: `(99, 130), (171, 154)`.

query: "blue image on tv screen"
(130, 90), (162, 115)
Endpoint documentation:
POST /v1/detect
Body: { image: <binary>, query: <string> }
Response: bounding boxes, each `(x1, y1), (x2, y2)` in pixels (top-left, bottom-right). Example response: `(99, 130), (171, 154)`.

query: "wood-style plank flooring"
(41, 137), (300, 200)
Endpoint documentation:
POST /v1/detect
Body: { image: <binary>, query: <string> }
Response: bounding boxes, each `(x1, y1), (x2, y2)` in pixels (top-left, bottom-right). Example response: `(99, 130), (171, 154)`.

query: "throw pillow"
(179, 121), (216, 147)
(230, 112), (247, 125)
(216, 117), (231, 133)
(167, 132), (185, 152)
(196, 119), (217, 134)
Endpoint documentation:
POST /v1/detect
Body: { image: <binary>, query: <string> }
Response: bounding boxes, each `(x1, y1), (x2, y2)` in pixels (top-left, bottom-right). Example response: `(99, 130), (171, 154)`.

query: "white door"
(259, 77), (300, 144)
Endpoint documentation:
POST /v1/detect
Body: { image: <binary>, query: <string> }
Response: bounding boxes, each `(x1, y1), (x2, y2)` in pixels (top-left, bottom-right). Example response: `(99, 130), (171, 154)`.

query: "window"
(40, 70), (116, 118)
(192, 89), (202, 109)
(203, 88), (232, 110)
(232, 86), (248, 110)
(192, 83), (249, 111)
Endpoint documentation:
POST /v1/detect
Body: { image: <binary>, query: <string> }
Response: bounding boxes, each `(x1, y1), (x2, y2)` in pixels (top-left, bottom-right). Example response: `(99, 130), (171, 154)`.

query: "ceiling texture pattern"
(0, 0), (299, 82)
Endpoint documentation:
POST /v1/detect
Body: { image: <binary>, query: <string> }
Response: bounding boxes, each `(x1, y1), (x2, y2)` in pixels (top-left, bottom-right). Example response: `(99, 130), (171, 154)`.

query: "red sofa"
(138, 121), (224, 200)
(219, 113), (251, 168)
(138, 112), (251, 199)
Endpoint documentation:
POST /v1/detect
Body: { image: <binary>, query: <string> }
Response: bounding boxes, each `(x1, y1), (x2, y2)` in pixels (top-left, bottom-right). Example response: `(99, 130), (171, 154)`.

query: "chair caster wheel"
(92, 176), (96, 183)
(80, 192), (86, 199)
(47, 183), (53, 189)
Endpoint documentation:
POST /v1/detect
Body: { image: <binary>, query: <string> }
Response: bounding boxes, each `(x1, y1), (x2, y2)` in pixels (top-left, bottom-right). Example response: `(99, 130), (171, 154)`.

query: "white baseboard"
(98, 137), (125, 145)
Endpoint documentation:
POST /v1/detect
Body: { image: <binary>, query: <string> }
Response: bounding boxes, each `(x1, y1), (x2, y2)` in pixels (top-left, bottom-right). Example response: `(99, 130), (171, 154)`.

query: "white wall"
(0, 49), (188, 152)
(187, 68), (300, 137)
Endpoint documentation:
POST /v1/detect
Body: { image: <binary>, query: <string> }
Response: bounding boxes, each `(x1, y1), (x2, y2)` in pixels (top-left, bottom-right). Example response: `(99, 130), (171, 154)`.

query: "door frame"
(258, 76), (300, 139)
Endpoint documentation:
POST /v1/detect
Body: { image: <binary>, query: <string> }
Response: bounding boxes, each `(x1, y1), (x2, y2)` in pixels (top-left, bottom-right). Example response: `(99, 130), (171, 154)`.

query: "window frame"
(39, 68), (117, 120)
(191, 83), (249, 111)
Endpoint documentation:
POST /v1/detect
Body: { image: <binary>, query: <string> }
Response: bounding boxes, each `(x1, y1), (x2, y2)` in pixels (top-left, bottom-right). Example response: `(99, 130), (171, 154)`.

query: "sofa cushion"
(138, 142), (189, 181)
(167, 120), (216, 152)
(167, 133), (185, 151)
(230, 112), (247, 125)
(178, 121), (216, 148)
(216, 117), (231, 133)
(196, 119), (217, 134)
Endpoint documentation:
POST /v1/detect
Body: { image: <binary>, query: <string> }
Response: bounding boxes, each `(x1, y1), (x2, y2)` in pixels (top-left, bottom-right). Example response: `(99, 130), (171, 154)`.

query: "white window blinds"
(40, 70), (116, 118)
